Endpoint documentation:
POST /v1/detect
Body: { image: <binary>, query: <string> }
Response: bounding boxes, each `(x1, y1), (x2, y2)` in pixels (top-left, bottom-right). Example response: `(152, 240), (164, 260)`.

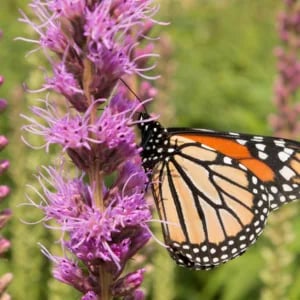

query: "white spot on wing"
(201, 245), (207, 252)
(258, 151), (268, 160)
(237, 139), (247, 145)
(282, 184), (293, 192)
(239, 164), (247, 171)
(278, 151), (290, 162)
(274, 140), (285, 147)
(191, 128), (214, 133)
(203, 257), (209, 263)
(279, 195), (286, 202)
(210, 248), (216, 254)
(229, 132), (239, 136)
(213, 257), (219, 263)
(224, 157), (232, 164)
(270, 186), (278, 193)
(252, 176), (258, 184)
(256, 143), (266, 151)
(279, 166), (296, 180)
(252, 136), (264, 142)
(284, 148), (294, 155)
(201, 144), (215, 151)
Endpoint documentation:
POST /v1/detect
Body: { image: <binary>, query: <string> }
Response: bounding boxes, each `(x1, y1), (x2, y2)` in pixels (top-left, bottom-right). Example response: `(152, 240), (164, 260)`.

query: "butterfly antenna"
(119, 78), (149, 114)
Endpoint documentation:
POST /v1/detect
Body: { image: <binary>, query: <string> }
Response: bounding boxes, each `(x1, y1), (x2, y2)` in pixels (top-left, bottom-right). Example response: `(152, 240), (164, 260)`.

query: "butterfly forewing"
(170, 129), (300, 211)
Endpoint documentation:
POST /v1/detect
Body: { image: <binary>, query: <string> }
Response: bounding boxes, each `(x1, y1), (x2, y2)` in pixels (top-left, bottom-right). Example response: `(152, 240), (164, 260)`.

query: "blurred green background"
(1, 0), (300, 299)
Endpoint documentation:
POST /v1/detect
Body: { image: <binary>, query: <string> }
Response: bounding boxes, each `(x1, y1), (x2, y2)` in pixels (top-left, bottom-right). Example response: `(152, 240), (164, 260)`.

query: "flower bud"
(112, 269), (145, 297)
(0, 186), (10, 200)
(0, 99), (7, 112)
(0, 136), (8, 151)
(0, 160), (9, 175)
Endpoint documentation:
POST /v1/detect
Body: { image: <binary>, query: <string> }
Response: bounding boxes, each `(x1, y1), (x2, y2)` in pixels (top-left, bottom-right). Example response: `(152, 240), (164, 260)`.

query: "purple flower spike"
(0, 41), (11, 296)
(21, 0), (164, 298)
(271, 1), (300, 138)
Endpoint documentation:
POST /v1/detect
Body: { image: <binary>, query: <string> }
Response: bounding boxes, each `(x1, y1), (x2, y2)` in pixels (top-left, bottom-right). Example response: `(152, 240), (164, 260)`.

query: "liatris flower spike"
(270, 1), (300, 138)
(20, 1), (163, 299)
(0, 30), (13, 299)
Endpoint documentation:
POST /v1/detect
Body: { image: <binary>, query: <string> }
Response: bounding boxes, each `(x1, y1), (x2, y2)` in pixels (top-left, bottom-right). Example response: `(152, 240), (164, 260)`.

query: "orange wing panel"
(240, 158), (274, 182)
(178, 134), (275, 182)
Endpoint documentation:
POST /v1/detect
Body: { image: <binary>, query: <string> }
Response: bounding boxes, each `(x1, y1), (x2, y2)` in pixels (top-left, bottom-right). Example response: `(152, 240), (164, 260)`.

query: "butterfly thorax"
(138, 113), (173, 170)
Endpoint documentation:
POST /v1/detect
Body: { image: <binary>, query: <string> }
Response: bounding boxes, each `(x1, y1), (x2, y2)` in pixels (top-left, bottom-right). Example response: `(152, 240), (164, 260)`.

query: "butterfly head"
(137, 112), (152, 130)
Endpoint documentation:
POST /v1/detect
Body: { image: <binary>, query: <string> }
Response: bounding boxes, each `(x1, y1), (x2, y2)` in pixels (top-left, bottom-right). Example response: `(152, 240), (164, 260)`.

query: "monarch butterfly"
(138, 112), (300, 270)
